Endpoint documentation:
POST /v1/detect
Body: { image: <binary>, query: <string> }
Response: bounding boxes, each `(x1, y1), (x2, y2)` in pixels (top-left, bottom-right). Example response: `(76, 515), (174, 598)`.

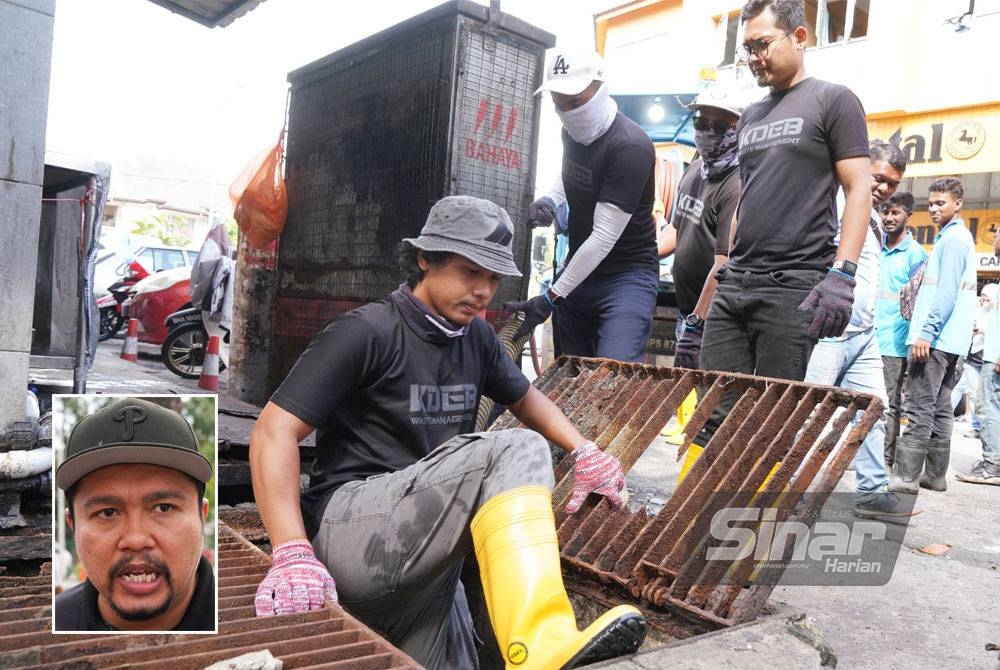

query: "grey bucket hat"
(56, 397), (212, 490)
(404, 195), (522, 277)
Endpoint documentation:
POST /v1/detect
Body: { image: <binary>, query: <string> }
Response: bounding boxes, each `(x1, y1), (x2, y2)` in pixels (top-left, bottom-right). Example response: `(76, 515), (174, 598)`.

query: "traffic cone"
(120, 318), (139, 362)
(199, 335), (221, 391)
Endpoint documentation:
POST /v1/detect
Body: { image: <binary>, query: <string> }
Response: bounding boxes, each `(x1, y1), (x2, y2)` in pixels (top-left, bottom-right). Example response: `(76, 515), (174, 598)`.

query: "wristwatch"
(832, 259), (858, 277)
(684, 313), (705, 331)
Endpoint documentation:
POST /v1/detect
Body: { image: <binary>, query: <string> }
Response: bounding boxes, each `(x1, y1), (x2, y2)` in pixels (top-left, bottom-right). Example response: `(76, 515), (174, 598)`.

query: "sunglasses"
(693, 116), (733, 134)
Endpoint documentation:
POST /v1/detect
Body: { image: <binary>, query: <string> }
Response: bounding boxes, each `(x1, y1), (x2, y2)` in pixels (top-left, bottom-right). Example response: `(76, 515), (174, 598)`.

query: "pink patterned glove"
(565, 442), (629, 514)
(255, 539), (338, 617)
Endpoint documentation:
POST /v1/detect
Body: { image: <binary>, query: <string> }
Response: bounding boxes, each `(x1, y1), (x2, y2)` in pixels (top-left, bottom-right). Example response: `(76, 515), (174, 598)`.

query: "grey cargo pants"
(311, 428), (557, 669)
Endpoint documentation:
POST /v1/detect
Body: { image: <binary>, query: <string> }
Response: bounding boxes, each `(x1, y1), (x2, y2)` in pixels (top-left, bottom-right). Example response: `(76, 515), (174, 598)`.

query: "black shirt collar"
(76, 555), (216, 632)
(391, 284), (468, 344)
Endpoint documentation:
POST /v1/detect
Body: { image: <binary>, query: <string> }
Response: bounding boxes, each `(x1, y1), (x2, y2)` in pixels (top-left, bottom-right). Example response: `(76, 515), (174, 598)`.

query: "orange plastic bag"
(230, 133), (287, 249)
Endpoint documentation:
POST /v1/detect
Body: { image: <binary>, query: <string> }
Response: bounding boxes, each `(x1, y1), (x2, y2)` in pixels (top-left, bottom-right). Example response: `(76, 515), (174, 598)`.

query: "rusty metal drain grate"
(491, 356), (883, 630)
(0, 525), (421, 669)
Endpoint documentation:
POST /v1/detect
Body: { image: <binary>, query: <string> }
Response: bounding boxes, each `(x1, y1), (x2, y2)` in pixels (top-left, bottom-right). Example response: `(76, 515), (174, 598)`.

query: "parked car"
(122, 266), (192, 345)
(131, 244), (200, 273)
(93, 243), (199, 294)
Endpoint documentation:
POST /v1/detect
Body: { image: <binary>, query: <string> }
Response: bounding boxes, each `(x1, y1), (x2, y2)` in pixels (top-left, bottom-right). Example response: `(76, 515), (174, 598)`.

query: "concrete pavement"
(622, 417), (1000, 669)
(29, 336), (226, 397)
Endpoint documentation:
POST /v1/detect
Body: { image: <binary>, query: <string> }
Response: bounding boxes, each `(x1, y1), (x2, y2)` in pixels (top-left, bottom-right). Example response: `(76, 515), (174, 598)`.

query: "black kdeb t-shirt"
(561, 112), (658, 276)
(671, 157), (740, 314)
(730, 78), (869, 273)
(270, 289), (530, 538)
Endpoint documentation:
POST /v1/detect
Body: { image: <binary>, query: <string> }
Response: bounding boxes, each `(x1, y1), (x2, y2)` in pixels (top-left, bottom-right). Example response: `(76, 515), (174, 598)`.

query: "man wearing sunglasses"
(665, 86), (747, 370)
(695, 0), (871, 447)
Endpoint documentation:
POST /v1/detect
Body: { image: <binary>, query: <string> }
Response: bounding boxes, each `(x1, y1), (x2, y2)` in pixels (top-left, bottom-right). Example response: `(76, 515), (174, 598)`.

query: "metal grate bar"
(492, 356), (882, 629)
(3, 525), (422, 669)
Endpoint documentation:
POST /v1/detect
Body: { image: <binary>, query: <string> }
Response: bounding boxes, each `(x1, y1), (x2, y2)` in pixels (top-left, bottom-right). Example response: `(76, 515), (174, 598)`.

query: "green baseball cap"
(56, 397), (212, 490)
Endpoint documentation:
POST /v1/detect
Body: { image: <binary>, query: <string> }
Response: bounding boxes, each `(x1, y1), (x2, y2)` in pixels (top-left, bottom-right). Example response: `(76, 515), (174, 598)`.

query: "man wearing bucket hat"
(667, 84), (749, 370)
(510, 47), (659, 363)
(54, 397), (215, 632)
(250, 195), (645, 669)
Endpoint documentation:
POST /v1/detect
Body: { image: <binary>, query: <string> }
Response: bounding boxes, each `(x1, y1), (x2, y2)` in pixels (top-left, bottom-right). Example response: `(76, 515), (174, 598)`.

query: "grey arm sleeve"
(551, 201), (631, 297)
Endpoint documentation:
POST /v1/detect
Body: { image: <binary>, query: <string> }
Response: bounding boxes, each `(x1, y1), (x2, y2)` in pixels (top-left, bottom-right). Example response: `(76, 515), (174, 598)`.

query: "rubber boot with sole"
(888, 435), (927, 493)
(919, 438), (950, 491)
(471, 486), (646, 669)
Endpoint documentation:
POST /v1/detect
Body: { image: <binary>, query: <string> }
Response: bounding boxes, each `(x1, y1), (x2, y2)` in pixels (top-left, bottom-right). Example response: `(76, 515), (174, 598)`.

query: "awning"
(613, 93), (698, 146)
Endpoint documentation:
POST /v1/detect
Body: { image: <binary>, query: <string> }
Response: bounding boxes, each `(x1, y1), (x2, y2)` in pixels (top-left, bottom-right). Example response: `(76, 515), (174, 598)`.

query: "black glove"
(504, 294), (554, 340)
(673, 324), (703, 369)
(797, 269), (856, 339)
(527, 196), (557, 228)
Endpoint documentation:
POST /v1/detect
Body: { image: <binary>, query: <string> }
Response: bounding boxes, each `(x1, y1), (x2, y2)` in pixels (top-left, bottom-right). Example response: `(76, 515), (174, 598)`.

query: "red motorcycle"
(95, 259), (149, 341)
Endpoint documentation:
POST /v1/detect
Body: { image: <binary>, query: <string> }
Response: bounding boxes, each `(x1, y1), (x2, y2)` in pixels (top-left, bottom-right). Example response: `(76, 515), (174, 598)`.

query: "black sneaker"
(854, 491), (921, 520)
(955, 460), (1000, 486)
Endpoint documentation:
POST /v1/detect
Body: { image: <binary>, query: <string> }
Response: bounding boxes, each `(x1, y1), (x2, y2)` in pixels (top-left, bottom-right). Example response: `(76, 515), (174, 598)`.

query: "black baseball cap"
(56, 397), (213, 491)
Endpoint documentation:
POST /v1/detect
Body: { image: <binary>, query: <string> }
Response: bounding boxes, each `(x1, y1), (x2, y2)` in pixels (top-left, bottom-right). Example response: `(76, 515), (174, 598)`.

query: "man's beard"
(105, 552), (174, 622)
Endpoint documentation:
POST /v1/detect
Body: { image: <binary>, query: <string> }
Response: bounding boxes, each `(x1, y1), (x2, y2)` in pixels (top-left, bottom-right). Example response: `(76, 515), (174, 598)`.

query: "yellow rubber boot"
(471, 486), (646, 669)
(677, 445), (780, 493)
(661, 390), (698, 441)
(676, 443), (704, 485)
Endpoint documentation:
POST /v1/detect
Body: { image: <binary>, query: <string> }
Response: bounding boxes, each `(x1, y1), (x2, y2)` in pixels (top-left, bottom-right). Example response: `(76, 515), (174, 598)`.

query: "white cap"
(534, 48), (606, 96)
(686, 86), (747, 118)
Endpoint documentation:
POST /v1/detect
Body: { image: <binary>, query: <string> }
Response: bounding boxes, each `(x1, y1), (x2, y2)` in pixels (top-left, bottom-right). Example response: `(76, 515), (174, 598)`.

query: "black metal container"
(269, 0), (554, 391)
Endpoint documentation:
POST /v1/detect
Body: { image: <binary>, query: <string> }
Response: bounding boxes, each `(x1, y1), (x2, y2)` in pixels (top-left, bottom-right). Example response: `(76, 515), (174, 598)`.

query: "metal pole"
(72, 177), (96, 393)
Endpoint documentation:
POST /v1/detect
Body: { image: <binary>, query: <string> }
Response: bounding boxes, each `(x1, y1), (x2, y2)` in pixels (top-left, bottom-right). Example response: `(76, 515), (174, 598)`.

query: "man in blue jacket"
(891, 177), (977, 493)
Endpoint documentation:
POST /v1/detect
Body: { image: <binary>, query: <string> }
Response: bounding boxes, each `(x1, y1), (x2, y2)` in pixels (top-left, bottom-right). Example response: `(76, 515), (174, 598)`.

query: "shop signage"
(946, 120), (986, 160)
(977, 252), (1000, 269)
(883, 119), (987, 166)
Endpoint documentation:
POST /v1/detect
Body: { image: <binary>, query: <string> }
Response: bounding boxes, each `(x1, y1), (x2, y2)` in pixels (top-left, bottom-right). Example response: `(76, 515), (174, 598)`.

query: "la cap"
(534, 47), (606, 96)
(56, 397), (212, 491)
(404, 195), (521, 277)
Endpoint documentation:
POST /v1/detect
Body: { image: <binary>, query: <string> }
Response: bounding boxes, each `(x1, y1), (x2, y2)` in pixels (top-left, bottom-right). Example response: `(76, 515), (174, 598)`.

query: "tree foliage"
(131, 214), (194, 246)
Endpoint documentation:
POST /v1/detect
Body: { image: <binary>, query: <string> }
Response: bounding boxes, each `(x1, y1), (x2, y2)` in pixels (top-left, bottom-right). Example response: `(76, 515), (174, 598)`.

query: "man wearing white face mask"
(506, 48), (659, 363)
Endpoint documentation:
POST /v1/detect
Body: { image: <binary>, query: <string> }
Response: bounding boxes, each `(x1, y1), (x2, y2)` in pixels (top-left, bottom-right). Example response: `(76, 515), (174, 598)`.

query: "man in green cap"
(54, 396), (215, 632)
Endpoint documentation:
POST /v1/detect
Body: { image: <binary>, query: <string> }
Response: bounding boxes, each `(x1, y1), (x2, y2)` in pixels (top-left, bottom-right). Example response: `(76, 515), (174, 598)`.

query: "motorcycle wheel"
(161, 323), (207, 379)
(98, 306), (125, 342)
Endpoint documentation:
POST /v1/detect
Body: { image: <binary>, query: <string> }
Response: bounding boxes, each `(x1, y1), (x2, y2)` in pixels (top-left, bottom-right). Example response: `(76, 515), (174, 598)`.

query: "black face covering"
(694, 125), (740, 180)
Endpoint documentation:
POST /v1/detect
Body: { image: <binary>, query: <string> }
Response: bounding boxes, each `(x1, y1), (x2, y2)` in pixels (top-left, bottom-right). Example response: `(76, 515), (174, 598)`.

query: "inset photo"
(51, 395), (218, 633)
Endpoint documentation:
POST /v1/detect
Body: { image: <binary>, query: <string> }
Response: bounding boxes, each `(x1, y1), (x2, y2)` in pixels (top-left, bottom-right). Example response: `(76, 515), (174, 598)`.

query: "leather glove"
(255, 539), (338, 617)
(674, 324), (703, 369)
(797, 269), (856, 339)
(565, 441), (629, 514)
(504, 294), (553, 340)
(527, 196), (557, 228)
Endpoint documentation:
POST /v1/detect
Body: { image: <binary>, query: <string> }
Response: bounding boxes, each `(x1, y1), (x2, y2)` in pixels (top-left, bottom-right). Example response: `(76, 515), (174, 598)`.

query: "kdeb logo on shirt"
(739, 117), (804, 154)
(410, 384), (478, 413)
(409, 384), (477, 426)
(678, 194), (705, 223)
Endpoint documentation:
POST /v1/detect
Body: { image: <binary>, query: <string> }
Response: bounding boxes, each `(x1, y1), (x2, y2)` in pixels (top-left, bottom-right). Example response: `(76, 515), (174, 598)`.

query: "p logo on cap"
(56, 397), (212, 491)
